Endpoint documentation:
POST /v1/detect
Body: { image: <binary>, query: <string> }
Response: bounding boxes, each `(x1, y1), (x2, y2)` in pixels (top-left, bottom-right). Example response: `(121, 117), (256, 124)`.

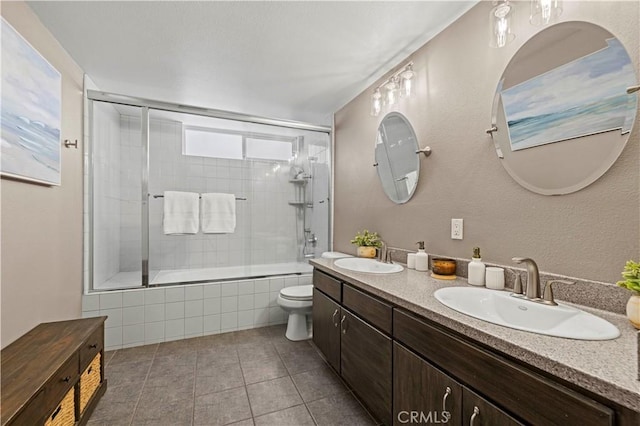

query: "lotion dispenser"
(415, 241), (429, 272)
(468, 247), (486, 286)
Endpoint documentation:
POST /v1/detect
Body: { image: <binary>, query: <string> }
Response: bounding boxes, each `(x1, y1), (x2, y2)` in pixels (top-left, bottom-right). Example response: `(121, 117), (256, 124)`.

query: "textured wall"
(1, 2), (85, 347)
(334, 1), (639, 284)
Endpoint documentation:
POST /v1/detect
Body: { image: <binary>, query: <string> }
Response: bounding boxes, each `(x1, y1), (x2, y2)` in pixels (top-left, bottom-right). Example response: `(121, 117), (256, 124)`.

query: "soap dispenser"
(415, 241), (429, 272)
(468, 247), (486, 286)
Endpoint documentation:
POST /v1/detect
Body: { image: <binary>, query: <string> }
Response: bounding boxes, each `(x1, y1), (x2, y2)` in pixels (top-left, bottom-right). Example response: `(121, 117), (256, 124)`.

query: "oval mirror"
(490, 21), (638, 195)
(375, 112), (420, 204)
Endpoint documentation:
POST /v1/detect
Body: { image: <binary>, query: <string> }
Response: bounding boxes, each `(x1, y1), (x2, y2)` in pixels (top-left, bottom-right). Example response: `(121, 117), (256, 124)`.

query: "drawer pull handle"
(470, 406), (480, 426)
(442, 386), (451, 412)
(51, 405), (62, 420)
(89, 343), (98, 349)
(62, 376), (71, 383)
(332, 309), (339, 327)
(340, 315), (347, 334)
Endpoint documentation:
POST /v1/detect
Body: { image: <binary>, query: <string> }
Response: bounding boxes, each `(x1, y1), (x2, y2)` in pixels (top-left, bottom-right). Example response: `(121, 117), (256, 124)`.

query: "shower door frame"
(86, 90), (332, 291)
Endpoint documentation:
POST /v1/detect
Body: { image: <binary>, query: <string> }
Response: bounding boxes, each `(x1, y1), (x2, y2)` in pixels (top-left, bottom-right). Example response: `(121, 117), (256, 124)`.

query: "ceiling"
(28, 1), (478, 126)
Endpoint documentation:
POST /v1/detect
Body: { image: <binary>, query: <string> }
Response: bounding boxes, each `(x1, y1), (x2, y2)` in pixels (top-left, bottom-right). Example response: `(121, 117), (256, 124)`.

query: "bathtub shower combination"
(86, 91), (331, 293)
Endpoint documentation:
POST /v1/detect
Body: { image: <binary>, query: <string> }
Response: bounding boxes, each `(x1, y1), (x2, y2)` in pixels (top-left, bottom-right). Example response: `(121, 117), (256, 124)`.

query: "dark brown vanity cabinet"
(394, 342), (522, 426)
(312, 270), (393, 425)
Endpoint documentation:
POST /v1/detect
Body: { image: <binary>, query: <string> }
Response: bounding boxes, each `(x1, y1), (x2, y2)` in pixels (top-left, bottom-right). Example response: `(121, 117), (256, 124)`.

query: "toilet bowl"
(277, 284), (314, 341)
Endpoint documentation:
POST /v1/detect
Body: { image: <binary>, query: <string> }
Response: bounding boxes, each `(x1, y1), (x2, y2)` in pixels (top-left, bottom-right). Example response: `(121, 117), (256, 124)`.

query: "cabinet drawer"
(313, 269), (341, 302)
(44, 353), (79, 411)
(343, 284), (392, 334)
(80, 327), (103, 371)
(393, 309), (614, 426)
(10, 389), (46, 426)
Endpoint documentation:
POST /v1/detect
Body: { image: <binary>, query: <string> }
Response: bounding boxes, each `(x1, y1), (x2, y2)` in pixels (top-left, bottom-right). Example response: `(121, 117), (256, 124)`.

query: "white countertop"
(310, 258), (640, 412)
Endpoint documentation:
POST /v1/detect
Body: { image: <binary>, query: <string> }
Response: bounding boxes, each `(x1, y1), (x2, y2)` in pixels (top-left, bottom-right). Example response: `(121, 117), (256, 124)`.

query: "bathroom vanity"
(310, 259), (640, 426)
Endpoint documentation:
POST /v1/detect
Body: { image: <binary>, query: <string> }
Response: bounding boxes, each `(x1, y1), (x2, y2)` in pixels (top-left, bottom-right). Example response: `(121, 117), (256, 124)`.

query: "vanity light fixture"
(529, 0), (562, 26)
(489, 0), (516, 48)
(370, 62), (415, 117)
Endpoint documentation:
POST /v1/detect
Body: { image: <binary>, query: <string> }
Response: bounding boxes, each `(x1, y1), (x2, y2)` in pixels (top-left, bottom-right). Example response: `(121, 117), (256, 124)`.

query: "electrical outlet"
(451, 218), (463, 240)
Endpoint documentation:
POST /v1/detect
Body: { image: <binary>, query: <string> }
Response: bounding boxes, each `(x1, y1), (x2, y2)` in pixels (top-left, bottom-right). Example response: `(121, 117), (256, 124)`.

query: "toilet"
(277, 284), (314, 341)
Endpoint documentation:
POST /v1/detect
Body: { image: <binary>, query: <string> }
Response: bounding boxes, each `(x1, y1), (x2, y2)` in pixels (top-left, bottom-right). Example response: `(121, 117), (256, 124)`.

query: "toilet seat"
(280, 284), (313, 301)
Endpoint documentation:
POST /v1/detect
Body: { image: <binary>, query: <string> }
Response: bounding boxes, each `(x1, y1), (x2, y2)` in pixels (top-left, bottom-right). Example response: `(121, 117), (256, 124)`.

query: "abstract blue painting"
(1, 18), (61, 185)
(501, 38), (638, 152)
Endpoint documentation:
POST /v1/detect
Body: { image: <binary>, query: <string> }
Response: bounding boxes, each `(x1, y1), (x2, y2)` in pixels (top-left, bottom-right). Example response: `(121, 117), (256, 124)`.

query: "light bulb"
(400, 65), (415, 98)
(489, 0), (515, 48)
(370, 89), (382, 116)
(385, 77), (399, 106)
(530, 0), (562, 26)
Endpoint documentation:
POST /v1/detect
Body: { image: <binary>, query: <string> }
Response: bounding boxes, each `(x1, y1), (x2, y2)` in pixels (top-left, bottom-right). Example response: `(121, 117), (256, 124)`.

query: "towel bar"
(152, 194), (247, 201)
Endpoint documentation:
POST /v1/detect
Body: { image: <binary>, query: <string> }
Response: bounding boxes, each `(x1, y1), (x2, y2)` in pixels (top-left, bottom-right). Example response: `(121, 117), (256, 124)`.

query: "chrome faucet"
(377, 242), (394, 264)
(512, 257), (541, 300)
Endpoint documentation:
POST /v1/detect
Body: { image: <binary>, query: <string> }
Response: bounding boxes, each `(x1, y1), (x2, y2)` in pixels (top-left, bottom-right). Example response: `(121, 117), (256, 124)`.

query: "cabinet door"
(394, 343), (462, 426)
(462, 387), (523, 426)
(312, 288), (341, 372)
(341, 310), (392, 425)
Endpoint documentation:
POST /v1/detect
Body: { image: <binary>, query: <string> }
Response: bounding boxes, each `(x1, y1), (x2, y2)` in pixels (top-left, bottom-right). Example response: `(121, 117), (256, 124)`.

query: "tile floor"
(87, 325), (378, 425)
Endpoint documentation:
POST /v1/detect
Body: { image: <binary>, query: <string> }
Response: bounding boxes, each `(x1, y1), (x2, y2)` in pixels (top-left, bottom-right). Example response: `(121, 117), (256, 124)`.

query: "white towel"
(201, 193), (236, 233)
(163, 191), (199, 235)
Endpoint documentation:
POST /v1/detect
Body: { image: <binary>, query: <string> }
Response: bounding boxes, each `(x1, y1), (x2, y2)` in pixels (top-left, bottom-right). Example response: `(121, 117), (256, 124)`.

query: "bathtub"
(96, 261), (313, 290)
(85, 261), (314, 350)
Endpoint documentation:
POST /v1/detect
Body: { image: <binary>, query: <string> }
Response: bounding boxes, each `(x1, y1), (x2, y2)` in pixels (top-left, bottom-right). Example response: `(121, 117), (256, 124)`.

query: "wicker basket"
(80, 352), (101, 413)
(44, 387), (75, 426)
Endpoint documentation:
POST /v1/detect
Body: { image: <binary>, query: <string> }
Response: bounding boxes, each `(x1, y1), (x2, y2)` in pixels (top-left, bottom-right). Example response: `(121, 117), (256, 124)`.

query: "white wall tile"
(145, 304), (165, 322)
(254, 279), (270, 293)
(123, 290), (144, 307)
(122, 306), (145, 325)
(185, 300), (203, 317)
(145, 288), (165, 304)
(166, 301), (185, 320)
(185, 317), (203, 335)
(221, 312), (238, 331)
(123, 324), (144, 345)
(238, 280), (254, 295)
(253, 309), (269, 326)
(221, 282), (238, 297)
(238, 310), (253, 328)
(238, 294), (253, 311)
(299, 274), (313, 285)
(203, 298), (221, 315)
(82, 310), (100, 319)
(166, 287), (185, 302)
(83, 295), (100, 312)
(269, 278), (284, 292)
(145, 322), (164, 342)
(203, 283), (220, 299)
(185, 285), (203, 300)
(269, 291), (280, 307)
(100, 292), (123, 309)
(221, 296), (238, 313)
(203, 315), (221, 334)
(165, 319), (185, 339)
(269, 306), (285, 324)
(101, 308), (123, 328)
(105, 326), (123, 348)
(284, 277), (298, 287)
(253, 293), (270, 309)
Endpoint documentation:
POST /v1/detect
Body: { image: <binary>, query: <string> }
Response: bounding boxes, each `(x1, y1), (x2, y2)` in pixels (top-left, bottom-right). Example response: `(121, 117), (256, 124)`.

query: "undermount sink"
(434, 287), (620, 340)
(334, 257), (403, 274)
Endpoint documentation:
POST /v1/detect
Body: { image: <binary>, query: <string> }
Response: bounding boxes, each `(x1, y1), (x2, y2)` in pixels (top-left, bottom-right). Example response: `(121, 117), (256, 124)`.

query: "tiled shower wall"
(144, 118), (301, 270)
(83, 274), (313, 350)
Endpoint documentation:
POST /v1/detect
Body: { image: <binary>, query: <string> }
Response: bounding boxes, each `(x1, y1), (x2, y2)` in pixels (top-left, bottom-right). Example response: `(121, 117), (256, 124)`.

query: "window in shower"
(183, 126), (243, 160)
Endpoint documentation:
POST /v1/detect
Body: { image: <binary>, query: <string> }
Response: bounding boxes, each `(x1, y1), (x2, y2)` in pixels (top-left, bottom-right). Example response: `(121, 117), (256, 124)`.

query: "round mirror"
(491, 21), (638, 195)
(375, 112), (420, 203)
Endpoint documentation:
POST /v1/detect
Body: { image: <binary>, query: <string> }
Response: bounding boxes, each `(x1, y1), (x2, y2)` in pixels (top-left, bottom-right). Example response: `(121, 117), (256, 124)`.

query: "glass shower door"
(90, 101), (144, 290)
